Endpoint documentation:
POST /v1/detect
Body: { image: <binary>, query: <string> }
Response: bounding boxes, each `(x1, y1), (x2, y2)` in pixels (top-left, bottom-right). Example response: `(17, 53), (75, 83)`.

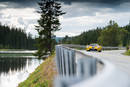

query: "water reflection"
(0, 57), (43, 87)
(0, 58), (27, 74)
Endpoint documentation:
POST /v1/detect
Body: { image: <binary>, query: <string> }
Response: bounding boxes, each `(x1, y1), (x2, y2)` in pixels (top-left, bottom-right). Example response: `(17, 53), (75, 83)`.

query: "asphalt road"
(80, 50), (130, 75)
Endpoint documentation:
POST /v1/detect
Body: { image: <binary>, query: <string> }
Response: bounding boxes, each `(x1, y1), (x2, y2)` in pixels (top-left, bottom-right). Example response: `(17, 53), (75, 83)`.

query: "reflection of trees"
(0, 57), (32, 74)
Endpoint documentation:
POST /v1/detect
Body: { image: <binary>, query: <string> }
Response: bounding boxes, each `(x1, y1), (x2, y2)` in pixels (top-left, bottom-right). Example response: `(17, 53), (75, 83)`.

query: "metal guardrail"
(102, 46), (126, 50)
(54, 45), (130, 87)
(62, 44), (126, 50)
(55, 45), (99, 87)
(55, 45), (76, 76)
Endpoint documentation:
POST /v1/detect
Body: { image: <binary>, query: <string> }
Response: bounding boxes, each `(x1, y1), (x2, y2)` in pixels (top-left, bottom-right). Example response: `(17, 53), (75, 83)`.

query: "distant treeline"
(61, 20), (130, 46)
(0, 24), (36, 49)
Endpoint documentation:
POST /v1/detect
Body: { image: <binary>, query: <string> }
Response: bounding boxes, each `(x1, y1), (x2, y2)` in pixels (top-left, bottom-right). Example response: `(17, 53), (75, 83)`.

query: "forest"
(61, 20), (130, 47)
(0, 23), (36, 49)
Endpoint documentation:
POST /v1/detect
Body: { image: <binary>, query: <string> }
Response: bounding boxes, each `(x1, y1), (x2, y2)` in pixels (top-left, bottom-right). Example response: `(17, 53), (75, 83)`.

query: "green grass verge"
(124, 49), (130, 56)
(0, 49), (27, 51)
(18, 55), (57, 87)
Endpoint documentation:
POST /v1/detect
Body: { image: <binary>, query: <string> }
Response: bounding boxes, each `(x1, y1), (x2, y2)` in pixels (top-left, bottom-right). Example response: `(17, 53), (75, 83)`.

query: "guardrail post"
(69, 49), (76, 76)
(56, 46), (61, 74)
(64, 49), (69, 76)
(61, 47), (66, 76)
(77, 58), (97, 78)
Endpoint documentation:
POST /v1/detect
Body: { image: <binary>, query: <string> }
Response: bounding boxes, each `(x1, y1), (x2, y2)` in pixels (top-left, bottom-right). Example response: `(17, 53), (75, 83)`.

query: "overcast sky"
(0, 0), (130, 37)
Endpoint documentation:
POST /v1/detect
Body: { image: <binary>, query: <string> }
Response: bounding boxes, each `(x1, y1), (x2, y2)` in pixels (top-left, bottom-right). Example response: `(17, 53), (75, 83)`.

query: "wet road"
(80, 50), (130, 74)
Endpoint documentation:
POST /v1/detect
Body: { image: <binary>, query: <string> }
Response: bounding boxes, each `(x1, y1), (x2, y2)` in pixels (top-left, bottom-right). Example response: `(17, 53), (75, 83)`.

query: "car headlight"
(94, 46), (98, 48)
(86, 45), (89, 48)
(97, 46), (100, 48)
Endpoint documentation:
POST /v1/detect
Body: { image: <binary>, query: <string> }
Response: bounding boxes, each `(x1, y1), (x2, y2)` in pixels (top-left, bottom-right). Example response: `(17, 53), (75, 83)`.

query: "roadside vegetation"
(18, 55), (57, 87)
(61, 20), (130, 47)
(125, 49), (130, 56)
(34, 0), (65, 58)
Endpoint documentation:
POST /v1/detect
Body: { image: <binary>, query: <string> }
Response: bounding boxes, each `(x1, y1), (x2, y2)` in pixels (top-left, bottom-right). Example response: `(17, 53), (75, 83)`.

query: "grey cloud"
(0, 0), (130, 9)
(18, 17), (25, 25)
(59, 0), (130, 5)
(0, 0), (39, 9)
(0, 0), (130, 18)
(26, 19), (37, 24)
(62, 1), (130, 18)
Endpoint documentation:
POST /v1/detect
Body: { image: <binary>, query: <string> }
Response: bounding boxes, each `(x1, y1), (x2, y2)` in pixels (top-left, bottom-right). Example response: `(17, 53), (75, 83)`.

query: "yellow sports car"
(86, 44), (102, 52)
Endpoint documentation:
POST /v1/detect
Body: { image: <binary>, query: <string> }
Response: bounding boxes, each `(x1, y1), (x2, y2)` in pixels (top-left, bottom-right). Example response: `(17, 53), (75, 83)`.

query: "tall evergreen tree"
(35, 0), (65, 58)
(0, 23), (36, 49)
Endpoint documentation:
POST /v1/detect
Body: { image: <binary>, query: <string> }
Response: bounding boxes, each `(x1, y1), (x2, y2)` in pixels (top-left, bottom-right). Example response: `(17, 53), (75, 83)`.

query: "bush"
(125, 49), (130, 56)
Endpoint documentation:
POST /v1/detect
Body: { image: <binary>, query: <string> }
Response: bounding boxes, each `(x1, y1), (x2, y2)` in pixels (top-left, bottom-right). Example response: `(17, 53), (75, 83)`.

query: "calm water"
(0, 57), (43, 87)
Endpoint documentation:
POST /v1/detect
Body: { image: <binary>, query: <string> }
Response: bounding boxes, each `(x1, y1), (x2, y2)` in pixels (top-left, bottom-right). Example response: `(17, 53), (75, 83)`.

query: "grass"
(18, 54), (57, 87)
(0, 49), (27, 51)
(124, 49), (130, 56)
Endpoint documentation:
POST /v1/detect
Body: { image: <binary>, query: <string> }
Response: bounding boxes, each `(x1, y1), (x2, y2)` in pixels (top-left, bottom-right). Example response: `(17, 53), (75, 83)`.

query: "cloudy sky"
(0, 0), (130, 37)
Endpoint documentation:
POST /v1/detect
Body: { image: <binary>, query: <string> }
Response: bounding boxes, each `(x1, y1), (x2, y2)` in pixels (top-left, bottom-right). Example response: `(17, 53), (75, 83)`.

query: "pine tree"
(35, 0), (65, 58)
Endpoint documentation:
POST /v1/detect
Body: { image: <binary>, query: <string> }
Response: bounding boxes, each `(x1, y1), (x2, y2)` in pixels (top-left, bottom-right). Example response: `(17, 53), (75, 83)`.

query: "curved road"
(80, 50), (130, 75)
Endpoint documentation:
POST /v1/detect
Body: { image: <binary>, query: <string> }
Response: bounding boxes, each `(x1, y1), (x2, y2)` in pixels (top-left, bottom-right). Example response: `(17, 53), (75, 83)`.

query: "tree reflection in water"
(0, 57), (32, 74)
(0, 57), (43, 87)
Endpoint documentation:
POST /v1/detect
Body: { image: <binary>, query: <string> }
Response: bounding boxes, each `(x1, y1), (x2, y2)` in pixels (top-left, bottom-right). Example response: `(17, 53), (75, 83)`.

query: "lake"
(0, 57), (43, 87)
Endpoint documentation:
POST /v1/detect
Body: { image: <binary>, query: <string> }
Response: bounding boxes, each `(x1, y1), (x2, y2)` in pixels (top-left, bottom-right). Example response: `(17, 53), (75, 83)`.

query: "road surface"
(80, 50), (130, 75)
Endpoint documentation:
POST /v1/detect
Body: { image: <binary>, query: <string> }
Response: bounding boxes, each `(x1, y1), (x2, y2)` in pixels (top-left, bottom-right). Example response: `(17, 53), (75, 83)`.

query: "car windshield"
(90, 44), (98, 46)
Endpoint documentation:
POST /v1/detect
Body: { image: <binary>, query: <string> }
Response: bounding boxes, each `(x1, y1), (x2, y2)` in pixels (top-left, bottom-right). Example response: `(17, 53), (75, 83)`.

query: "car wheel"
(98, 50), (101, 52)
